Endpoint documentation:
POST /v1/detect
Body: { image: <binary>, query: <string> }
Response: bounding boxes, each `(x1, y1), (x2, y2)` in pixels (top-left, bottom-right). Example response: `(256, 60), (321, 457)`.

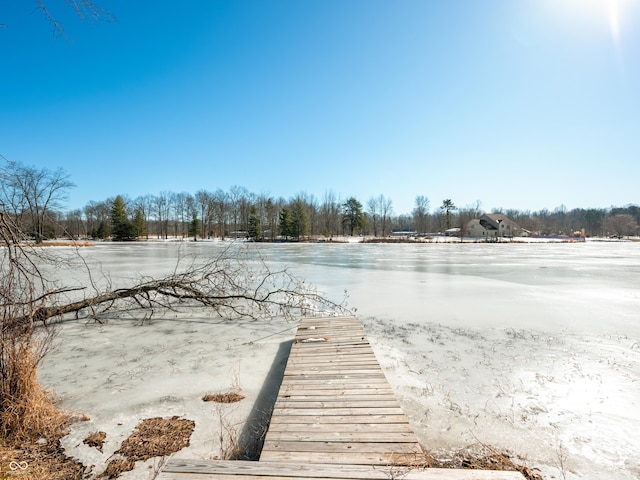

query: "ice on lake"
(38, 241), (640, 479)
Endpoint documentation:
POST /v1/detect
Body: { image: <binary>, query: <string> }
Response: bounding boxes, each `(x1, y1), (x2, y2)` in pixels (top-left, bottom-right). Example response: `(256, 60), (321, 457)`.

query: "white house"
(467, 214), (525, 238)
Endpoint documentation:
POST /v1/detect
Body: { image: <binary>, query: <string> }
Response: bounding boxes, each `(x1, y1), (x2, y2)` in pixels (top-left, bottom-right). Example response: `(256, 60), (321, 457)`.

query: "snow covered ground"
(38, 241), (640, 479)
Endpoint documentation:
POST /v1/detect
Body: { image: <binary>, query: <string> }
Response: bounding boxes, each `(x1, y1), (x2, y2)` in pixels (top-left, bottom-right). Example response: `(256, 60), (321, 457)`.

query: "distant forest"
(1, 160), (639, 241)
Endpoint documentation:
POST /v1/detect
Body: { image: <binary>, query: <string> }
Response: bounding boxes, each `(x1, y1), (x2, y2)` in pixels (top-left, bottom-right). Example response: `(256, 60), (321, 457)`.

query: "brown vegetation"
(0, 440), (84, 480)
(84, 431), (107, 452)
(100, 457), (135, 479)
(34, 241), (94, 247)
(100, 416), (195, 478)
(0, 344), (68, 442)
(203, 391), (245, 404)
(424, 443), (544, 480)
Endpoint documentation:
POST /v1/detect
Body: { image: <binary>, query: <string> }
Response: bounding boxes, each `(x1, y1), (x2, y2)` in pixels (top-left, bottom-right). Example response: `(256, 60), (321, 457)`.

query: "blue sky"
(2, 0), (639, 215)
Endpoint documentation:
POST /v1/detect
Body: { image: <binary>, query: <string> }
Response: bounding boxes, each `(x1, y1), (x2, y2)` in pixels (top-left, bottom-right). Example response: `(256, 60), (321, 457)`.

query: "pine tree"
(279, 206), (292, 240)
(342, 197), (364, 236)
(132, 209), (146, 239)
(111, 195), (134, 241)
(189, 213), (201, 241)
(93, 221), (110, 239)
(440, 199), (457, 231)
(247, 206), (262, 241)
(291, 200), (309, 240)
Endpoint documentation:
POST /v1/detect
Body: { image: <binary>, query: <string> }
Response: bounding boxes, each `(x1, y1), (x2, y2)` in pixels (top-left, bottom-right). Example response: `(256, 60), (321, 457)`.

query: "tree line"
(1, 159), (639, 241)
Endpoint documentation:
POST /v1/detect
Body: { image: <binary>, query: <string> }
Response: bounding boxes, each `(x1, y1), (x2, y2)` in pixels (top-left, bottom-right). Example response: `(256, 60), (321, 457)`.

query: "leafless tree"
(321, 190), (341, 238)
(213, 189), (229, 239)
(132, 194), (154, 240)
(152, 192), (173, 240)
(412, 195), (430, 235)
(228, 185), (248, 237)
(64, 208), (85, 239)
(378, 195), (394, 237)
(457, 207), (476, 242)
(603, 214), (638, 238)
(367, 197), (379, 237)
(194, 190), (213, 240)
(255, 193), (273, 240)
(469, 199), (483, 219)
(172, 192), (191, 239)
(83, 199), (106, 238)
(0, 158), (75, 243)
(240, 191), (257, 235)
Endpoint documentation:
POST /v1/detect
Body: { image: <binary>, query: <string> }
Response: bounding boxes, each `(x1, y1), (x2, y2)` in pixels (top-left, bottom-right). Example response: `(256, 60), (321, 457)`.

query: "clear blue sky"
(2, 0), (639, 215)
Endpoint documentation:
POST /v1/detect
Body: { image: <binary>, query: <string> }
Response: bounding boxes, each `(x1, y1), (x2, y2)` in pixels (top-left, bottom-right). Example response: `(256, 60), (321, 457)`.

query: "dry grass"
(377, 445), (543, 480)
(0, 343), (71, 443)
(0, 439), (84, 480)
(424, 442), (544, 480)
(100, 416), (195, 479)
(202, 391), (245, 403)
(99, 457), (135, 479)
(213, 403), (246, 460)
(83, 431), (107, 452)
(0, 344), (86, 479)
(33, 241), (94, 247)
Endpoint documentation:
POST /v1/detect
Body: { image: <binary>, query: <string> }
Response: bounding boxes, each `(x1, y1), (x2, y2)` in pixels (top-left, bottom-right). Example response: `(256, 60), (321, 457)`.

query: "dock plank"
(265, 423), (415, 433)
(264, 431), (419, 443)
(266, 414), (412, 425)
(160, 459), (526, 480)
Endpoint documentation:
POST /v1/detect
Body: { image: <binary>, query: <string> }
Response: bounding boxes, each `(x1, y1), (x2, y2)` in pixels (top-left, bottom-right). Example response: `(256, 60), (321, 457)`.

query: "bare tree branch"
(27, 246), (349, 326)
(31, 0), (114, 38)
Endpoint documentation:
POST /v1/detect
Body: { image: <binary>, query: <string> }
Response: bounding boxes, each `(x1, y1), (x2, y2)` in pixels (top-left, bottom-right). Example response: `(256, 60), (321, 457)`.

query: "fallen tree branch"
(25, 245), (349, 325)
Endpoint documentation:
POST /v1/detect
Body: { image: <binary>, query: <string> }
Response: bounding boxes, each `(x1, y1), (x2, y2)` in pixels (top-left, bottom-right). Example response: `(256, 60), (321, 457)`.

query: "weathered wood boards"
(260, 316), (423, 465)
(158, 316), (525, 480)
(160, 459), (527, 479)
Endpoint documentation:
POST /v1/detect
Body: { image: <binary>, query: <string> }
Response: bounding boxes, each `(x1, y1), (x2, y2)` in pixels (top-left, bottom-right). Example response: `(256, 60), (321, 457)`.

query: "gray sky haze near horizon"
(2, 0), (639, 214)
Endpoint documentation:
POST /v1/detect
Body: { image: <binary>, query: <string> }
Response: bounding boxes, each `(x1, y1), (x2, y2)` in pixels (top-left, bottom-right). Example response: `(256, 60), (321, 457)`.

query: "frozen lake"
(39, 241), (640, 479)
(256, 241), (640, 479)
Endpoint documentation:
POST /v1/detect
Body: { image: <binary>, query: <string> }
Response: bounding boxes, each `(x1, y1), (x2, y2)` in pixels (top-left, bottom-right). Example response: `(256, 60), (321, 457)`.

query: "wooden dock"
(159, 316), (525, 480)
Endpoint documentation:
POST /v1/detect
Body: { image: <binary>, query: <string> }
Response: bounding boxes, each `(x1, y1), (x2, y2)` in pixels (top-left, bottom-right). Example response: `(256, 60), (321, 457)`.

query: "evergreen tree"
(132, 209), (146, 239)
(440, 199), (457, 231)
(111, 195), (134, 241)
(247, 206), (262, 241)
(279, 206), (292, 240)
(342, 197), (364, 235)
(93, 221), (110, 239)
(291, 200), (309, 240)
(189, 212), (201, 241)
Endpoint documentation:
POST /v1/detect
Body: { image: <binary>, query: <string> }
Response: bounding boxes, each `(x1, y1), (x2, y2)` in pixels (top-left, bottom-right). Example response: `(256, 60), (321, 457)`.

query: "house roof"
(479, 214), (520, 231)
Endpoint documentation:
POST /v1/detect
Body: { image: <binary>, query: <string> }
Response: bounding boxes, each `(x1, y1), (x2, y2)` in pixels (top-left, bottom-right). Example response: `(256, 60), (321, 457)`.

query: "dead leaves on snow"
(99, 416), (194, 479)
(202, 391), (245, 404)
(83, 431), (106, 452)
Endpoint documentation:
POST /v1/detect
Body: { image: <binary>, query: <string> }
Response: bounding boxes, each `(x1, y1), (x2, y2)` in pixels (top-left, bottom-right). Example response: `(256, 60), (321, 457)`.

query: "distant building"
(467, 214), (525, 238)
(391, 230), (416, 237)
